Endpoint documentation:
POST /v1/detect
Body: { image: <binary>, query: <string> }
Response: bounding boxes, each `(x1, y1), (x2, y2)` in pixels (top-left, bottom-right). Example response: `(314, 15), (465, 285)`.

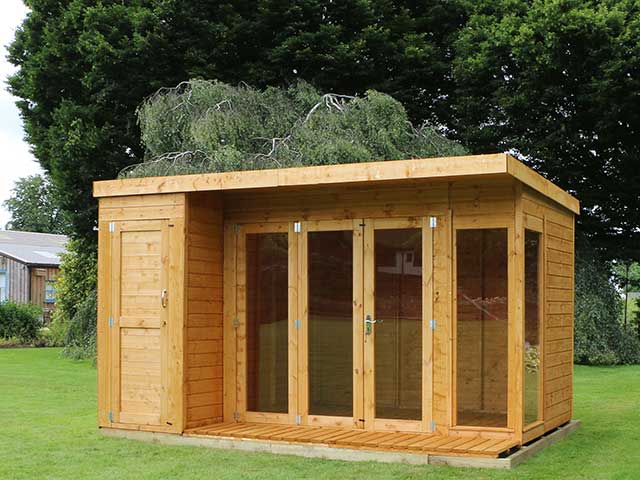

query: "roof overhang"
(93, 153), (580, 214)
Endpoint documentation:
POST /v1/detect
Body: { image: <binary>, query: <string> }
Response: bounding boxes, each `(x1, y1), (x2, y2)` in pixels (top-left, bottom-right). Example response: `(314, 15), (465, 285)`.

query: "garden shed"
(94, 153), (579, 466)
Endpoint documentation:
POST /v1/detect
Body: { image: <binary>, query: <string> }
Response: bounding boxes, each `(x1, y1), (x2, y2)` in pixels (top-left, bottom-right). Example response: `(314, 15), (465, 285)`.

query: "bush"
(574, 248), (640, 365)
(0, 302), (42, 344)
(49, 238), (97, 358)
(62, 290), (97, 360)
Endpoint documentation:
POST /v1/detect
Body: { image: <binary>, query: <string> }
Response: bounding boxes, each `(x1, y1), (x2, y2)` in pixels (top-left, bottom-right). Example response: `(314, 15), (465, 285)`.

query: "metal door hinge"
(108, 222), (115, 233)
(295, 415), (302, 425)
(429, 217), (437, 228)
(233, 224), (240, 234)
(233, 318), (239, 328)
(233, 411), (240, 422)
(295, 319), (301, 330)
(108, 316), (114, 328)
(429, 319), (436, 331)
(430, 420), (436, 432)
(293, 221), (301, 233)
(108, 411), (113, 423)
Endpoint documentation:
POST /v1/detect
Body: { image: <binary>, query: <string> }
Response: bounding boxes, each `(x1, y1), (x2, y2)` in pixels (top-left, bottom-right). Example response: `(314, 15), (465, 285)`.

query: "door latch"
(365, 314), (383, 335)
(161, 289), (168, 308)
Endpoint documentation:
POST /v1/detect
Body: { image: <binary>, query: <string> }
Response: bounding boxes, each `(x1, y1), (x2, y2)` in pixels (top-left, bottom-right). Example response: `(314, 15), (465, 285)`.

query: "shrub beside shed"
(93, 153), (579, 464)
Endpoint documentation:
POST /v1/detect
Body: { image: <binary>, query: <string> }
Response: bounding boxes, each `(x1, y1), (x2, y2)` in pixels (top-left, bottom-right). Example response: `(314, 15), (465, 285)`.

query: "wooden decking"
(185, 422), (519, 458)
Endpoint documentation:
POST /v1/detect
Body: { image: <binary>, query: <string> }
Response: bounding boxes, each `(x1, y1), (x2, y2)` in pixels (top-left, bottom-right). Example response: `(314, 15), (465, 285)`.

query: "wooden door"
(363, 217), (433, 433)
(234, 222), (298, 425)
(298, 220), (364, 429)
(110, 219), (170, 427)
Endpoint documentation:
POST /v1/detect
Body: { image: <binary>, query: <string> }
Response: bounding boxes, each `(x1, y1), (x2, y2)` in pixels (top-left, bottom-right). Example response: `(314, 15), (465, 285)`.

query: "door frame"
(227, 216), (434, 433)
(363, 217), (434, 433)
(234, 222), (298, 425)
(298, 219), (364, 429)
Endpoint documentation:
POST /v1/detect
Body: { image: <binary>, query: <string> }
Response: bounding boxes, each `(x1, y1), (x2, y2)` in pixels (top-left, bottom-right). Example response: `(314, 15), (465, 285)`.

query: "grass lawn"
(1, 348), (639, 479)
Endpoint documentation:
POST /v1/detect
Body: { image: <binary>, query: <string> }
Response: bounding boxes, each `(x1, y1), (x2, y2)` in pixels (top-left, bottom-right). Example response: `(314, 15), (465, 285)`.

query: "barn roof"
(93, 153), (580, 214)
(0, 231), (68, 267)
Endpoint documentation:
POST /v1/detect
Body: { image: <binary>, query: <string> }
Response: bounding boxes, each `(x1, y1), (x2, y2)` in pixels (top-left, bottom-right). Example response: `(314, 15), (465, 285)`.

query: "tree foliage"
(449, 0), (640, 261)
(574, 245), (640, 365)
(3, 175), (69, 234)
(124, 80), (467, 177)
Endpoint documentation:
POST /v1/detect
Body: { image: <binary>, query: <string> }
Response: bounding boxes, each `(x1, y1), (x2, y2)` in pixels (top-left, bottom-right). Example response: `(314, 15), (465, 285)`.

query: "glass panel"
(524, 230), (542, 425)
(308, 230), (353, 417)
(374, 228), (422, 420)
(456, 229), (508, 428)
(0, 272), (6, 302)
(246, 232), (288, 413)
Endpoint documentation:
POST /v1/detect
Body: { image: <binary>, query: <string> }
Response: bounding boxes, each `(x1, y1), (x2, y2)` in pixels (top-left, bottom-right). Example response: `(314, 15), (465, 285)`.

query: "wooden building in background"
(0, 231), (67, 323)
(93, 153), (579, 465)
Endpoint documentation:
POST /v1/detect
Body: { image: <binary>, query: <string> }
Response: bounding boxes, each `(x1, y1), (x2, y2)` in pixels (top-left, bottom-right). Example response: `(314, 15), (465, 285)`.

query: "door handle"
(365, 314), (382, 335)
(161, 289), (168, 309)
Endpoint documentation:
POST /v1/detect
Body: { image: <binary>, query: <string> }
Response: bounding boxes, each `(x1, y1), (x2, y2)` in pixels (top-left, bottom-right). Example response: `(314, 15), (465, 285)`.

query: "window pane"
(524, 230), (541, 425)
(246, 232), (288, 413)
(308, 230), (353, 417)
(456, 229), (508, 428)
(374, 228), (422, 420)
(0, 272), (6, 302)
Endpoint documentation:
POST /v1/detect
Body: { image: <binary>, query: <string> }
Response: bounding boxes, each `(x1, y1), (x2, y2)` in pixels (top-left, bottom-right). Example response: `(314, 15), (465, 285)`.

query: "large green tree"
(449, 0), (640, 260)
(3, 174), (68, 234)
(7, 0), (639, 260)
(8, 0), (464, 244)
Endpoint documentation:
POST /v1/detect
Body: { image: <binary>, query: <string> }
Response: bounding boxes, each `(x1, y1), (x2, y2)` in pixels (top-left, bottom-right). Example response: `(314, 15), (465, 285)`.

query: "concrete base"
(100, 420), (581, 469)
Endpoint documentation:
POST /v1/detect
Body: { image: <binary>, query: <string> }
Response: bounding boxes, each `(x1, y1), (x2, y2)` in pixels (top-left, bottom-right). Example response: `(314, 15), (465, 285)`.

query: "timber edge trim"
(93, 153), (579, 215)
(99, 420), (580, 470)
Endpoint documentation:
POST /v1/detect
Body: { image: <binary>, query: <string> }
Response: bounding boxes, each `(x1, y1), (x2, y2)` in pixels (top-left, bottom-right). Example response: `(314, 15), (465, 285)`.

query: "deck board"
(184, 422), (518, 458)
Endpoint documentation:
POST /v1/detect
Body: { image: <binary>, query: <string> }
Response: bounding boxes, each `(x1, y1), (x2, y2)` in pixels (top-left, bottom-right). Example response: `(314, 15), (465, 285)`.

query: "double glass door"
(234, 217), (432, 432)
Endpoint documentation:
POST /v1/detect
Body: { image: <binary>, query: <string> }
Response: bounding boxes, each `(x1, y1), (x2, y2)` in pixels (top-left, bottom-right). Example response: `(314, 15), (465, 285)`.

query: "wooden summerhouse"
(94, 153), (579, 466)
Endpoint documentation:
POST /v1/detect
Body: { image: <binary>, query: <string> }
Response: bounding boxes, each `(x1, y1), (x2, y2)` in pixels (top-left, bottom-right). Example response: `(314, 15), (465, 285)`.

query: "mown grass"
(1, 348), (639, 479)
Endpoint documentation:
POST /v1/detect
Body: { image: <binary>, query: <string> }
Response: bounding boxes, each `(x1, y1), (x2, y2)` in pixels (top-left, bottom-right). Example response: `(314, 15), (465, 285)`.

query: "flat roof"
(93, 153), (579, 214)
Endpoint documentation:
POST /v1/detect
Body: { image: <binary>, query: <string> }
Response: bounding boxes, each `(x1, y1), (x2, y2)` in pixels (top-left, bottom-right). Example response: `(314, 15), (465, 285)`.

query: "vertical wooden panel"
(97, 219), (111, 427)
(223, 222), (238, 423)
(184, 192), (224, 429)
(510, 184), (524, 442)
(423, 217), (434, 433)
(288, 222), (299, 425)
(353, 219), (364, 430)
(297, 221), (309, 424)
(432, 209), (452, 435)
(362, 219), (375, 430)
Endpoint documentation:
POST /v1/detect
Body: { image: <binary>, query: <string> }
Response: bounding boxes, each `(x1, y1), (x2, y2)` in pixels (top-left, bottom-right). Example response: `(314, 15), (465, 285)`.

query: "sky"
(0, 1), (43, 229)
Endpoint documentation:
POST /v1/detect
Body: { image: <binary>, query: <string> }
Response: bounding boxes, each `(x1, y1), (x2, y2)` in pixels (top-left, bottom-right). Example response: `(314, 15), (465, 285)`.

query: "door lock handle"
(365, 314), (382, 335)
(161, 289), (168, 308)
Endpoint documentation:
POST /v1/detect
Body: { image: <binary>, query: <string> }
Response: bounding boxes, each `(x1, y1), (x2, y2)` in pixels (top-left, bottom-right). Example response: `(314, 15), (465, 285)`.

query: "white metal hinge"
(430, 420), (436, 432)
(295, 415), (302, 425)
(108, 411), (113, 423)
(233, 224), (240, 234)
(108, 222), (115, 233)
(429, 216), (437, 228)
(233, 318), (239, 328)
(108, 316), (114, 328)
(293, 221), (301, 233)
(429, 319), (436, 331)
(295, 319), (301, 330)
(233, 411), (240, 421)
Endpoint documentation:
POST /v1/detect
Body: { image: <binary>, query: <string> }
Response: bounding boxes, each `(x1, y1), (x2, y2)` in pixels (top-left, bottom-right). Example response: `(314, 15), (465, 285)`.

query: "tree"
(3, 175), (68, 234)
(448, 0), (640, 261)
(7, 0), (466, 245)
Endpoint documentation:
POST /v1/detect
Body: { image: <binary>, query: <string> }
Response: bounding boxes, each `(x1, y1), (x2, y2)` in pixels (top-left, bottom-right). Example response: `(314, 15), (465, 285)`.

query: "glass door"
(363, 218), (432, 432)
(236, 222), (296, 425)
(298, 220), (364, 428)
